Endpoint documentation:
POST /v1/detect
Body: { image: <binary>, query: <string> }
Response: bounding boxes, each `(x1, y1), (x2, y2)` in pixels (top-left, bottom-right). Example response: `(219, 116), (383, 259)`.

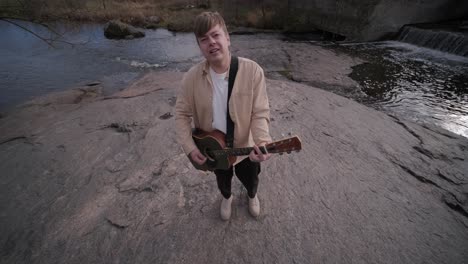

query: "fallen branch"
(0, 17), (77, 47)
(0, 18), (55, 47)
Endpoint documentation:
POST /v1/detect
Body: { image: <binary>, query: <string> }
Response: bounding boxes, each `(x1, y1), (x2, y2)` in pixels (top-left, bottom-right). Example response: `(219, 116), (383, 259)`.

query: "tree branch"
(0, 18), (55, 48)
(0, 17), (79, 47)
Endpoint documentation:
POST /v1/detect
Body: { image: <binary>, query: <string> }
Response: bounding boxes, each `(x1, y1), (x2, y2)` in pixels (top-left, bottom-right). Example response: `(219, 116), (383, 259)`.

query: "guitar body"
(190, 130), (237, 171)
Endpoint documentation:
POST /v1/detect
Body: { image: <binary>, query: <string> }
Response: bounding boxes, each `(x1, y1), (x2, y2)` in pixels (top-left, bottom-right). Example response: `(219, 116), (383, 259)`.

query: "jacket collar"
(201, 56), (232, 80)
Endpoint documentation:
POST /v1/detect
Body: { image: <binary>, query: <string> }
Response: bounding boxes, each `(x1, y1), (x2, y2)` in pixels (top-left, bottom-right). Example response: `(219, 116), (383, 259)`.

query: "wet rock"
(104, 20), (145, 39)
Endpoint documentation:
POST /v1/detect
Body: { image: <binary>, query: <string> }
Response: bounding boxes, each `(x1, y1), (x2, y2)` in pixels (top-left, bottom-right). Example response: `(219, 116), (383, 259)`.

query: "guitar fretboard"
(208, 147), (255, 157)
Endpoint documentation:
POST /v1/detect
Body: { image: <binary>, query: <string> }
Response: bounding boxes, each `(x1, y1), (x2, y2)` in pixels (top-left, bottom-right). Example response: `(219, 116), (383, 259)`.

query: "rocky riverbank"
(0, 67), (467, 263)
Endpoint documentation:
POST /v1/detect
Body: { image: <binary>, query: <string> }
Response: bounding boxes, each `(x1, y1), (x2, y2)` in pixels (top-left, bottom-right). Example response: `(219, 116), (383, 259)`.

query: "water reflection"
(345, 41), (468, 137)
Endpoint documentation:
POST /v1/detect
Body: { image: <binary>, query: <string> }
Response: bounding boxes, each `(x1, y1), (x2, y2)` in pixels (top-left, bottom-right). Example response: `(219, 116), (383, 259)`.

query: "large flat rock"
(0, 71), (467, 263)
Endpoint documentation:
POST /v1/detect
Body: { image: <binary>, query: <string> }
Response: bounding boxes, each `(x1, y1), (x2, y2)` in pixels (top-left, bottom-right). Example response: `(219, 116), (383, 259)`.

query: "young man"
(175, 12), (271, 220)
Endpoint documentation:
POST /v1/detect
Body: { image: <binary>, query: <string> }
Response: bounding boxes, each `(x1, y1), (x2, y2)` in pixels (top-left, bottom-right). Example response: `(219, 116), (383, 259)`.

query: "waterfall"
(397, 25), (468, 57)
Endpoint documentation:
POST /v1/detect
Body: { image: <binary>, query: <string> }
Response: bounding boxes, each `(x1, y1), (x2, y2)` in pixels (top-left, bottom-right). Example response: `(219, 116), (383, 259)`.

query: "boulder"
(104, 20), (145, 39)
(144, 16), (161, 29)
(148, 16), (161, 24)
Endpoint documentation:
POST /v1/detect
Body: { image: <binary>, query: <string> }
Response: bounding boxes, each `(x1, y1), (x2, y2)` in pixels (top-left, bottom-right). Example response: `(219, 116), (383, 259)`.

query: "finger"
(253, 145), (261, 155)
(196, 157), (206, 165)
(250, 156), (259, 162)
(255, 146), (267, 160)
(197, 153), (206, 160)
(249, 151), (258, 162)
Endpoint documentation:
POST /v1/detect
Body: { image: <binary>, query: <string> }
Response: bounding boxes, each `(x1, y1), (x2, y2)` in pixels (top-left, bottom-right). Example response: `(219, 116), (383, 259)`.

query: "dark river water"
(0, 21), (202, 109)
(337, 41), (468, 138)
(1, 21), (467, 137)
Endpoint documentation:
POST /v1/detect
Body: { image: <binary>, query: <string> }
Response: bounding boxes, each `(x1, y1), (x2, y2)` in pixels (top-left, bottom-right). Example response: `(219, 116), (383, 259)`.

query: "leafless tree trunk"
(261, 0), (266, 28)
(235, 0), (239, 20)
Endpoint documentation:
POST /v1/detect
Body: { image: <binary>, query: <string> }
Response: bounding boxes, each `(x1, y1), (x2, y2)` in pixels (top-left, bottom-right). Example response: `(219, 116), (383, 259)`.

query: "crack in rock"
(436, 169), (464, 186)
(102, 88), (163, 100)
(74, 87), (101, 104)
(413, 146), (450, 162)
(442, 193), (468, 219)
(413, 146), (435, 159)
(0, 136), (28, 145)
(421, 124), (458, 139)
(390, 115), (423, 144)
(117, 185), (156, 194)
(106, 217), (129, 229)
(100, 122), (145, 142)
(392, 161), (442, 189)
(159, 112), (173, 120)
(104, 123), (134, 133)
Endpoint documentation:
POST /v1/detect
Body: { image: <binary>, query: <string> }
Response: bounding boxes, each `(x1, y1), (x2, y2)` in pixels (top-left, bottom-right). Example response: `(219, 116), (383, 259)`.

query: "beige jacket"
(175, 57), (272, 156)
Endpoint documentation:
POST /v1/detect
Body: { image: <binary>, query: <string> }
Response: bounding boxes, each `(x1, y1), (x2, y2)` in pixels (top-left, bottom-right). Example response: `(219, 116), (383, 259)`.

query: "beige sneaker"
(248, 194), (260, 217)
(220, 195), (233, 221)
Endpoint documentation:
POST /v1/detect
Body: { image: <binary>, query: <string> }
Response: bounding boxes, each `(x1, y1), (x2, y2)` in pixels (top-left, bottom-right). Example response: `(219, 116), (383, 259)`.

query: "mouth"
(209, 48), (220, 54)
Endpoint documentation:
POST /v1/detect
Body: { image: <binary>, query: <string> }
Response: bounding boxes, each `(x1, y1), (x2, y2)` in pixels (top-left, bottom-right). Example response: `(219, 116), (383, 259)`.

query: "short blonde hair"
(194, 12), (228, 38)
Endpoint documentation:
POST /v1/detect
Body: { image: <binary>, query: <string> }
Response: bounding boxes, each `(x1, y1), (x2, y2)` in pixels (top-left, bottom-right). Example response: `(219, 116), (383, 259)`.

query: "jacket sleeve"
(250, 65), (272, 146)
(175, 73), (197, 155)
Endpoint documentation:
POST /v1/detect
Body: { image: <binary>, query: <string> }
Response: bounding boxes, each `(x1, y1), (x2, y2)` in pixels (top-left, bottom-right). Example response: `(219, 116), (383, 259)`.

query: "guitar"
(189, 129), (302, 171)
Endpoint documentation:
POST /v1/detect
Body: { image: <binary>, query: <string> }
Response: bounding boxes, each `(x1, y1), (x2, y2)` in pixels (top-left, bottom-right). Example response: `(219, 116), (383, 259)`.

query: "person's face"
(197, 24), (230, 65)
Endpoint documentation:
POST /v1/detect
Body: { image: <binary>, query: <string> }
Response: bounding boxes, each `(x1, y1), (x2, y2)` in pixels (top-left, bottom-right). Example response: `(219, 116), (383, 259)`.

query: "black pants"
(214, 157), (261, 199)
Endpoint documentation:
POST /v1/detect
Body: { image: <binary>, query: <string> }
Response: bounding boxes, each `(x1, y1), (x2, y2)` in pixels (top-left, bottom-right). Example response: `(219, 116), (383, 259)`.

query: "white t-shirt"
(210, 67), (228, 134)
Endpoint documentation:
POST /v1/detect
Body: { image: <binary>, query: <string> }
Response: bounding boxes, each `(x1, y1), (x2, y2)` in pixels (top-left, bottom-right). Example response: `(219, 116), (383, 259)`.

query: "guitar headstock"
(266, 136), (302, 154)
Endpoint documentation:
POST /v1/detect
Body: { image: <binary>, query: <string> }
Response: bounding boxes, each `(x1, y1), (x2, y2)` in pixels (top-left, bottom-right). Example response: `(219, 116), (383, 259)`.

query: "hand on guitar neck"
(249, 144), (271, 163)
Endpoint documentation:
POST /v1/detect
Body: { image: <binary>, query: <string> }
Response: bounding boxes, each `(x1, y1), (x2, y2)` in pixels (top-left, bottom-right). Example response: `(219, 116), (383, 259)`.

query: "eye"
(200, 37), (207, 42)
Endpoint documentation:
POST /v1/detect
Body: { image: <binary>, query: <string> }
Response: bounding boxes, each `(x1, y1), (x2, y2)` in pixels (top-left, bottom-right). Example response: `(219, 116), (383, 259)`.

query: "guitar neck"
(210, 147), (255, 157)
(206, 136), (301, 157)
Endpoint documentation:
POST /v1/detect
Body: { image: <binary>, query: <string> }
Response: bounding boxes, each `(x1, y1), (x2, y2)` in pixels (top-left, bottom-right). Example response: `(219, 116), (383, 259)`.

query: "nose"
(208, 36), (216, 45)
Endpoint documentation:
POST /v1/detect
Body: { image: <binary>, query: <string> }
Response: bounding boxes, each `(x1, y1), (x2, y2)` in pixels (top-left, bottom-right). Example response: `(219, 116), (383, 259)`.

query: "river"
(0, 20), (467, 137)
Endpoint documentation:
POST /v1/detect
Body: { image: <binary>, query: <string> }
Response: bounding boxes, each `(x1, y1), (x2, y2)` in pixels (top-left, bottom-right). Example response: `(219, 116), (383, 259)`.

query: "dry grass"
(34, 1), (167, 25)
(0, 0), (220, 30)
(0, 0), (301, 32)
